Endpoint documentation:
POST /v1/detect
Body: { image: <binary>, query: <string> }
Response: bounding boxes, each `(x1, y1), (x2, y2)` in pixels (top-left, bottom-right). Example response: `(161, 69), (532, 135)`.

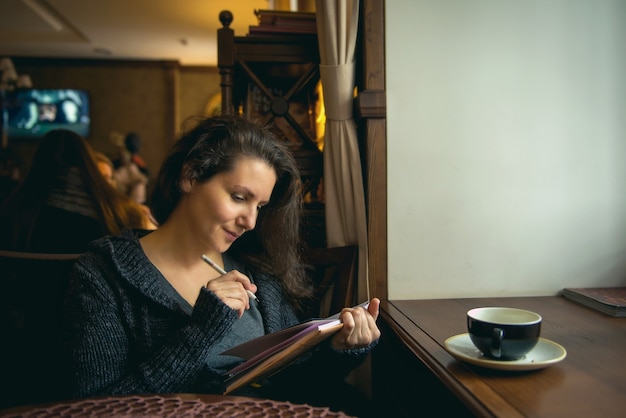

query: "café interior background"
(2, 0), (625, 301)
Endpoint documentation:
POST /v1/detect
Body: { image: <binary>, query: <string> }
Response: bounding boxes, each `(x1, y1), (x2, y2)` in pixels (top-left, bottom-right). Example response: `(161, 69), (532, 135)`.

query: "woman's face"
(181, 156), (277, 254)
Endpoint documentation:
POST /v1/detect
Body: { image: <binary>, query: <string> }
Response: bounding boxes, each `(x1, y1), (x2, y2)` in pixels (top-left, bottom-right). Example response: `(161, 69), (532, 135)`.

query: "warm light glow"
(315, 81), (325, 151)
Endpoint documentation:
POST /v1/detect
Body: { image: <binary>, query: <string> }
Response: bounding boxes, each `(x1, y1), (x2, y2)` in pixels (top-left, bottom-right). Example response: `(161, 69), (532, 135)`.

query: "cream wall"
(386, 0), (626, 299)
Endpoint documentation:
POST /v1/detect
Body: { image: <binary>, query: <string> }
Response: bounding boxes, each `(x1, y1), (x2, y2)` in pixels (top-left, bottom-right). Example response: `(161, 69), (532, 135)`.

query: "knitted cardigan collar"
(87, 228), (185, 311)
(85, 228), (286, 330)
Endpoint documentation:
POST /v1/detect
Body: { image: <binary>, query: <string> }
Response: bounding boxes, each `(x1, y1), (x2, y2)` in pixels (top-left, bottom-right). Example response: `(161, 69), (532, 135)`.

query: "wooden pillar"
(218, 10), (234, 115)
(356, 0), (387, 301)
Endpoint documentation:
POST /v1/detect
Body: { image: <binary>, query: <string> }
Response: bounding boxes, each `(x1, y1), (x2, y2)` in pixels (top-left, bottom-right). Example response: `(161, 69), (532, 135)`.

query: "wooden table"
(372, 296), (626, 417)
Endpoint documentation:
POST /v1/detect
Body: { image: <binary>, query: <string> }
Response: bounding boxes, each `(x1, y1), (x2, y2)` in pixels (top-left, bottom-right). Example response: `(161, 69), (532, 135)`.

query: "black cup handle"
(491, 328), (504, 358)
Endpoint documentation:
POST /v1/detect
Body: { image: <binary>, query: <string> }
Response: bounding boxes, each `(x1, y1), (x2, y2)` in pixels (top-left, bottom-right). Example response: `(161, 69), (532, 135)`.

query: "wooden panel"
(7, 57), (177, 183)
(364, 119), (387, 300)
(357, 0), (387, 300)
(356, 89), (385, 119)
(233, 37), (320, 63)
(373, 309), (476, 417)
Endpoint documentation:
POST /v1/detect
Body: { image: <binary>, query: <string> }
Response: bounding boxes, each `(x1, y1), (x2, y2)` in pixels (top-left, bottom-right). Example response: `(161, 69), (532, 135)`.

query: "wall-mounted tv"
(4, 89), (91, 139)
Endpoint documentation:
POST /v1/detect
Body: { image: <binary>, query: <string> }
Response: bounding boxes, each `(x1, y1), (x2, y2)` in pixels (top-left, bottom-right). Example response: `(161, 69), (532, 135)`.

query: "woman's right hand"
(205, 270), (257, 317)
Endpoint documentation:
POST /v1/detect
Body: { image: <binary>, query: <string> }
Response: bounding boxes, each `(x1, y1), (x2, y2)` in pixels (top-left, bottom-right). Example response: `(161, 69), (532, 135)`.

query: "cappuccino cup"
(467, 307), (541, 360)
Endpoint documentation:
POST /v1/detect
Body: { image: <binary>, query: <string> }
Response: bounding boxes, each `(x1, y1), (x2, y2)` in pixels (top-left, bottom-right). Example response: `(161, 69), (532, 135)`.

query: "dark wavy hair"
(151, 115), (311, 303)
(0, 129), (148, 249)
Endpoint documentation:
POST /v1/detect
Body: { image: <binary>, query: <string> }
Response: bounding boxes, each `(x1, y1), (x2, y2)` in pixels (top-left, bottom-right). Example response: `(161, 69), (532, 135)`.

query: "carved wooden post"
(218, 10), (234, 115)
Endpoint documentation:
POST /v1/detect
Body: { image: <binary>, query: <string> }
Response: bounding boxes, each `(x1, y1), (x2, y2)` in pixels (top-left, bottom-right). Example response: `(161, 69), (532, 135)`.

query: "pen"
(201, 254), (260, 303)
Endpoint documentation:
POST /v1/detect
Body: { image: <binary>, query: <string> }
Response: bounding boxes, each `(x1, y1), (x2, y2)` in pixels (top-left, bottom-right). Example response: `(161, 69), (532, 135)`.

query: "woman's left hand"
(330, 298), (381, 351)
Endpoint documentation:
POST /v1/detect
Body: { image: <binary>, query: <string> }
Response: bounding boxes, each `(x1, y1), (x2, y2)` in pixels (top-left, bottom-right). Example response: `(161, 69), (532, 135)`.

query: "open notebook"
(220, 301), (370, 394)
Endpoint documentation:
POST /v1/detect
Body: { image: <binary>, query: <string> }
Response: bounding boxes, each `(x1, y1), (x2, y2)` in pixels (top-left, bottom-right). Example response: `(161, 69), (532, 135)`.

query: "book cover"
(250, 9), (317, 36)
(561, 287), (626, 317)
(254, 9), (316, 26)
(220, 301), (369, 394)
(248, 24), (317, 36)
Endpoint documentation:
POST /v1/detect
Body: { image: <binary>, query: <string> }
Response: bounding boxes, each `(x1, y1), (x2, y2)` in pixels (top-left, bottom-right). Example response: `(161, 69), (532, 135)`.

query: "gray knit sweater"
(61, 229), (372, 401)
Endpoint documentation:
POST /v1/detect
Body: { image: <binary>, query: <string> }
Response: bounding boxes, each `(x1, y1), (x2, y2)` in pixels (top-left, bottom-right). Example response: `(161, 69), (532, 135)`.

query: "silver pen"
(201, 254), (260, 303)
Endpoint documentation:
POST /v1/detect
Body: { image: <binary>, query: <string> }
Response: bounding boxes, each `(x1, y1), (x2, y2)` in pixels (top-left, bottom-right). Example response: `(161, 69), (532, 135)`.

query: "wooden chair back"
(301, 245), (358, 319)
(0, 250), (81, 408)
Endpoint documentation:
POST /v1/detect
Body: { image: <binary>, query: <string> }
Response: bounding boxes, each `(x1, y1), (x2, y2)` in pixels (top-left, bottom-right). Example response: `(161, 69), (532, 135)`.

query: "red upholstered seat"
(0, 394), (354, 417)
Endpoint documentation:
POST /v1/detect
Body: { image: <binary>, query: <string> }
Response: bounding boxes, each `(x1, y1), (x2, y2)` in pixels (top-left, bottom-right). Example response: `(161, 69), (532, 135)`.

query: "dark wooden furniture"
(216, 2), (388, 275)
(216, 1), (388, 285)
(356, 0), (387, 300)
(218, 10), (325, 248)
(373, 296), (626, 417)
(300, 245), (358, 319)
(0, 250), (80, 408)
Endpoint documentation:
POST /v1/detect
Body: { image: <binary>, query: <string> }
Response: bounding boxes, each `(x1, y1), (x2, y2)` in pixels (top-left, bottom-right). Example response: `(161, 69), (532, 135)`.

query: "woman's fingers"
(368, 297), (380, 320)
(331, 299), (382, 350)
(205, 270), (256, 316)
(219, 270), (257, 293)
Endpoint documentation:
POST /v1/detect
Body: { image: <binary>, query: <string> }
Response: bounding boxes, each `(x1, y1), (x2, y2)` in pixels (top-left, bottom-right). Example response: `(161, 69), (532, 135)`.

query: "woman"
(0, 129), (153, 253)
(62, 115), (380, 413)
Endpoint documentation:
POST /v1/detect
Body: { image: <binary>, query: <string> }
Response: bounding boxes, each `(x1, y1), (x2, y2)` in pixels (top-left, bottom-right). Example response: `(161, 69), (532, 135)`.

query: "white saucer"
(444, 333), (567, 371)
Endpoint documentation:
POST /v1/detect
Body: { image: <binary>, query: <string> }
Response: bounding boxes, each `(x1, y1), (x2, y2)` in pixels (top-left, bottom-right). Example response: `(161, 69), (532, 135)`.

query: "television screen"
(5, 89), (91, 139)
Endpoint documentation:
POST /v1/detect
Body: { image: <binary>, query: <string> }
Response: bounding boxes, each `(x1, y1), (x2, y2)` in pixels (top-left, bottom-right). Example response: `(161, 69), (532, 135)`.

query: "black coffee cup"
(467, 307), (542, 360)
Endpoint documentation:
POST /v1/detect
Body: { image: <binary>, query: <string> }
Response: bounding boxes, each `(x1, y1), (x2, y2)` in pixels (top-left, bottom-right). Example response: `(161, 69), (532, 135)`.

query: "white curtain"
(315, 0), (369, 302)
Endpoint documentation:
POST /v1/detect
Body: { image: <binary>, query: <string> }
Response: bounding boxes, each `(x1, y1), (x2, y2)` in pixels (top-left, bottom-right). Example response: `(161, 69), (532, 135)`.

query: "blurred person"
(126, 178), (147, 205)
(96, 151), (157, 229)
(94, 151), (116, 186)
(126, 177), (158, 229)
(113, 147), (149, 204)
(124, 131), (150, 177)
(0, 129), (154, 253)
